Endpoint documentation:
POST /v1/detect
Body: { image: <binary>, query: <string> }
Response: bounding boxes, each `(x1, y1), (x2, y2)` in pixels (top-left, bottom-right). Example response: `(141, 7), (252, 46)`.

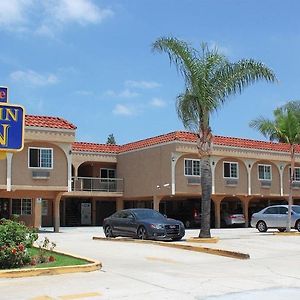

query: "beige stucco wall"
(117, 144), (176, 198)
(283, 163), (300, 197)
(11, 141), (68, 188)
(175, 153), (201, 195)
(251, 160), (280, 196)
(0, 158), (6, 186)
(215, 157), (248, 195)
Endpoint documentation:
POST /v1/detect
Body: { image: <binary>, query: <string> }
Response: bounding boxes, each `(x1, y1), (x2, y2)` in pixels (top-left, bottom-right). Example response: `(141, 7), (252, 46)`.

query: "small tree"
(250, 101), (300, 231)
(106, 134), (116, 145)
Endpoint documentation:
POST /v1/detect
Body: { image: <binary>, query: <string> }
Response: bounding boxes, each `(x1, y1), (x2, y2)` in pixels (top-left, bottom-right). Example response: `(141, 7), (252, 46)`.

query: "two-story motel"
(0, 114), (300, 232)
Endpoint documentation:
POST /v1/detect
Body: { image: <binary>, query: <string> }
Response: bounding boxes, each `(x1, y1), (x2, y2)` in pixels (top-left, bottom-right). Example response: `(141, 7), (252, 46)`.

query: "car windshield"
(134, 210), (165, 220)
(292, 206), (300, 214)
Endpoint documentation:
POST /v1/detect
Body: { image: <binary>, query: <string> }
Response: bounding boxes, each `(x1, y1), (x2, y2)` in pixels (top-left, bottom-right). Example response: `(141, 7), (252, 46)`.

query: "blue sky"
(0, 0), (299, 144)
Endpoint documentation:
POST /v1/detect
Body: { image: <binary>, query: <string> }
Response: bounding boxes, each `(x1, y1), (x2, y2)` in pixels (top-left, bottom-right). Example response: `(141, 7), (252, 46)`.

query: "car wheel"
(185, 220), (191, 228)
(104, 225), (114, 238)
(172, 237), (182, 241)
(295, 220), (300, 232)
(257, 221), (267, 232)
(278, 228), (286, 232)
(137, 226), (148, 240)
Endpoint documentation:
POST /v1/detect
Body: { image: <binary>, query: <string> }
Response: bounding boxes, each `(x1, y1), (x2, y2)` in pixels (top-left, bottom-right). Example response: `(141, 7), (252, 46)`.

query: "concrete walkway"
(0, 227), (300, 299)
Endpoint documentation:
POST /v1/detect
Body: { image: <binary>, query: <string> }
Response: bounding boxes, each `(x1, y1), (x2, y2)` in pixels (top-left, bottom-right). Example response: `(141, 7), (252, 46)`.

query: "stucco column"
(92, 198), (96, 225)
(244, 159), (255, 196)
(171, 152), (181, 195)
(116, 198), (124, 211)
(153, 196), (162, 211)
(6, 152), (13, 192)
(33, 198), (42, 229)
(275, 162), (286, 196)
(212, 196), (221, 228)
(210, 157), (221, 194)
(241, 197), (249, 228)
(53, 193), (63, 232)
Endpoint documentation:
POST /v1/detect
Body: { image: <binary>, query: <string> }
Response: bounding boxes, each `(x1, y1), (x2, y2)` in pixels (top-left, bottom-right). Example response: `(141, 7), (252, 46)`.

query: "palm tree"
(250, 101), (300, 231)
(152, 37), (277, 238)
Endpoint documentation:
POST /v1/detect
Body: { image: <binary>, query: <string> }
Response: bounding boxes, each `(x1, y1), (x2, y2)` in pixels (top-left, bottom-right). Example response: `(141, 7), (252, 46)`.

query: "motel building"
(1, 114), (300, 232)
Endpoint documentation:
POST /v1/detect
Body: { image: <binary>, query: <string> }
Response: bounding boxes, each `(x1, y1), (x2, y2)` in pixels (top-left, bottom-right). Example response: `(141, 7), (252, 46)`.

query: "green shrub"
(0, 219), (38, 269)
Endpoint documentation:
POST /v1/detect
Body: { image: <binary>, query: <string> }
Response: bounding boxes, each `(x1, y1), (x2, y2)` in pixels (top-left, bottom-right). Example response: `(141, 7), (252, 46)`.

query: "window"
(258, 164), (272, 180)
(264, 207), (278, 214)
(290, 167), (300, 181)
(12, 199), (32, 215)
(42, 199), (48, 216)
(278, 207), (288, 215)
(223, 162), (238, 178)
(29, 147), (53, 169)
(184, 159), (200, 176)
(100, 168), (116, 178)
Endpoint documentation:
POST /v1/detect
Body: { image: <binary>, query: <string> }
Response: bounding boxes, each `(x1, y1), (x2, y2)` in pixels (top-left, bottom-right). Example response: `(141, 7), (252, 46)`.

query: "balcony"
(72, 177), (123, 193)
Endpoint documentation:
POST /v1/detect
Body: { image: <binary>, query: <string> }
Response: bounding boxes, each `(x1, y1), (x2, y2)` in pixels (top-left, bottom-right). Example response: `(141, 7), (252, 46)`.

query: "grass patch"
(26, 248), (89, 268)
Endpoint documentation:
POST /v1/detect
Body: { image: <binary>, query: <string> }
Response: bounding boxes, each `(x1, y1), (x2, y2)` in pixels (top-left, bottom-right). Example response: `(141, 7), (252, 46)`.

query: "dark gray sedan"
(251, 205), (300, 232)
(103, 208), (185, 241)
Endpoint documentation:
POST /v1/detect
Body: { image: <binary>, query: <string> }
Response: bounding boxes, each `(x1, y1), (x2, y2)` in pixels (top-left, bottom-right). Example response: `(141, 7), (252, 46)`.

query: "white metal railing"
(72, 177), (123, 192)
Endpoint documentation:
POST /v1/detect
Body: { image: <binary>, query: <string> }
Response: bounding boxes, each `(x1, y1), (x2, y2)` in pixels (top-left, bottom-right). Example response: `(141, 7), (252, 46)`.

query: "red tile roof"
(72, 142), (120, 153)
(25, 115), (76, 130)
(72, 131), (300, 154)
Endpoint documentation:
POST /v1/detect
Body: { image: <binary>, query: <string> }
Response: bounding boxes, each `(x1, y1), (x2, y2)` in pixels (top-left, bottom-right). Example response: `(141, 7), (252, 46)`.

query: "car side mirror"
(164, 214), (167, 218)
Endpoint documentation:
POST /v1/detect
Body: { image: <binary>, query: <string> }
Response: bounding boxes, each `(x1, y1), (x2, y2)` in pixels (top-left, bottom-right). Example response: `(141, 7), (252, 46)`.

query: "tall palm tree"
(152, 37), (277, 238)
(250, 101), (300, 231)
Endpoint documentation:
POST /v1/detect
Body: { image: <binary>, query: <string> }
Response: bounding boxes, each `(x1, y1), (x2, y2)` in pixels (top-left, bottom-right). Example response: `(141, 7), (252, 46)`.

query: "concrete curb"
(0, 249), (102, 278)
(273, 231), (300, 236)
(186, 237), (219, 243)
(92, 237), (250, 260)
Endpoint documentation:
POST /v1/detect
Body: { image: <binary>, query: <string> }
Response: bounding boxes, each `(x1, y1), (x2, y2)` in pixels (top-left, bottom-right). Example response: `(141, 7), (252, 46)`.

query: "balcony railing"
(72, 177), (123, 193)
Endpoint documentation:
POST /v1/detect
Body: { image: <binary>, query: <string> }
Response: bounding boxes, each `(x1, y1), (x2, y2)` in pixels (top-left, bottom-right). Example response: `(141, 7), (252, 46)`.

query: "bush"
(0, 219), (38, 269)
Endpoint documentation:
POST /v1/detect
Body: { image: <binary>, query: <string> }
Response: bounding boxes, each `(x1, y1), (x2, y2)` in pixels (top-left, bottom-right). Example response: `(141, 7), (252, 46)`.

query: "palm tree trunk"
(287, 144), (295, 232)
(199, 156), (212, 238)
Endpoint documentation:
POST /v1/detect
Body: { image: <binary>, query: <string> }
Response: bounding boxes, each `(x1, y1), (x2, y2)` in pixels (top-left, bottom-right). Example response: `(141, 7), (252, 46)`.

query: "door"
(119, 211), (137, 236)
(0, 199), (10, 220)
(277, 206), (288, 228)
(81, 203), (91, 225)
(263, 206), (279, 227)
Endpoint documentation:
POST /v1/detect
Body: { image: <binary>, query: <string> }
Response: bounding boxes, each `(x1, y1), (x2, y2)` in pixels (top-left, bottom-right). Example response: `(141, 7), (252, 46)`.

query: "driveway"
(0, 227), (300, 299)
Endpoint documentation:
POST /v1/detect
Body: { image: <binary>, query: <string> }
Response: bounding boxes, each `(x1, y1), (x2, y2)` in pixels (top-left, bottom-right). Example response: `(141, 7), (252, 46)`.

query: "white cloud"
(0, 0), (32, 31)
(125, 80), (161, 89)
(113, 104), (135, 116)
(104, 89), (139, 98)
(150, 97), (166, 108)
(208, 41), (230, 55)
(75, 90), (93, 96)
(10, 69), (59, 86)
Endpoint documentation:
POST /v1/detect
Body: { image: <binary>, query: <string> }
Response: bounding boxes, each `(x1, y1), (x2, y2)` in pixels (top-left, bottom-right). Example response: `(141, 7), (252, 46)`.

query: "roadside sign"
(0, 103), (25, 151)
(0, 87), (8, 103)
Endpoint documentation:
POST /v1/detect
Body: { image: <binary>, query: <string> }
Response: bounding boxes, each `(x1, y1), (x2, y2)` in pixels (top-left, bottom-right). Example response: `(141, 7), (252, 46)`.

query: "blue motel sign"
(0, 103), (25, 151)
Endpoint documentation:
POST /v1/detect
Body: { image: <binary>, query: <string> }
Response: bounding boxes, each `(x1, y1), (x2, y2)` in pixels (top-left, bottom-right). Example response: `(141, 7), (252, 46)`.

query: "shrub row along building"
(0, 115), (299, 232)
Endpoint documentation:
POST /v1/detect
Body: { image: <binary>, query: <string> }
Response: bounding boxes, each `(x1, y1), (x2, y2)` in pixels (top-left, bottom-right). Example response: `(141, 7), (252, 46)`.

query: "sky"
(0, 0), (299, 145)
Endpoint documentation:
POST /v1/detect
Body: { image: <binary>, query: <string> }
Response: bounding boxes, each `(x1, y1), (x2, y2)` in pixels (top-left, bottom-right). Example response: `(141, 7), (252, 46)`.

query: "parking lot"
(1, 227), (300, 299)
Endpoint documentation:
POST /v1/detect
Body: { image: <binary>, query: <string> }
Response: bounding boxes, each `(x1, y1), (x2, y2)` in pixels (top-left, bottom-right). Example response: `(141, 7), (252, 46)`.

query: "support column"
(242, 197), (249, 228)
(6, 153), (13, 192)
(33, 198), (42, 229)
(116, 198), (124, 211)
(92, 198), (96, 226)
(213, 197), (221, 229)
(53, 193), (63, 233)
(153, 196), (162, 211)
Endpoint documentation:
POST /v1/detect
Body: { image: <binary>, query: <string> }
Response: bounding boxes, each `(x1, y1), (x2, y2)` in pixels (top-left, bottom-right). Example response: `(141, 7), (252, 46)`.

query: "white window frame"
(223, 161), (239, 179)
(100, 168), (116, 178)
(258, 164), (272, 181)
(12, 198), (32, 215)
(28, 147), (53, 169)
(184, 158), (201, 177)
(289, 167), (300, 182)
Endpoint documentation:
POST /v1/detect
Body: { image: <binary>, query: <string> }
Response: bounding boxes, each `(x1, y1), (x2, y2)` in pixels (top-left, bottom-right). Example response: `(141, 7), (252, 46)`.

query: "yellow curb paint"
(59, 292), (102, 299)
(92, 236), (250, 260)
(187, 237), (219, 243)
(145, 256), (178, 264)
(30, 296), (55, 300)
(273, 232), (300, 236)
(0, 249), (101, 278)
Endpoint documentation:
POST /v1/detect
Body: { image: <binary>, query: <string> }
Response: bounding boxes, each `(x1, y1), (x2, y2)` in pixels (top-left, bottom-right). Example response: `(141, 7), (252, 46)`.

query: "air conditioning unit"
(32, 170), (50, 179)
(225, 179), (238, 186)
(187, 177), (201, 185)
(260, 180), (271, 188)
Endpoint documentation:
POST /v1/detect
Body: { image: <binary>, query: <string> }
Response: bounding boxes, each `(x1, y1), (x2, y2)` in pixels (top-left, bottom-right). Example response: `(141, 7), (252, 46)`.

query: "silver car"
(251, 205), (300, 232)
